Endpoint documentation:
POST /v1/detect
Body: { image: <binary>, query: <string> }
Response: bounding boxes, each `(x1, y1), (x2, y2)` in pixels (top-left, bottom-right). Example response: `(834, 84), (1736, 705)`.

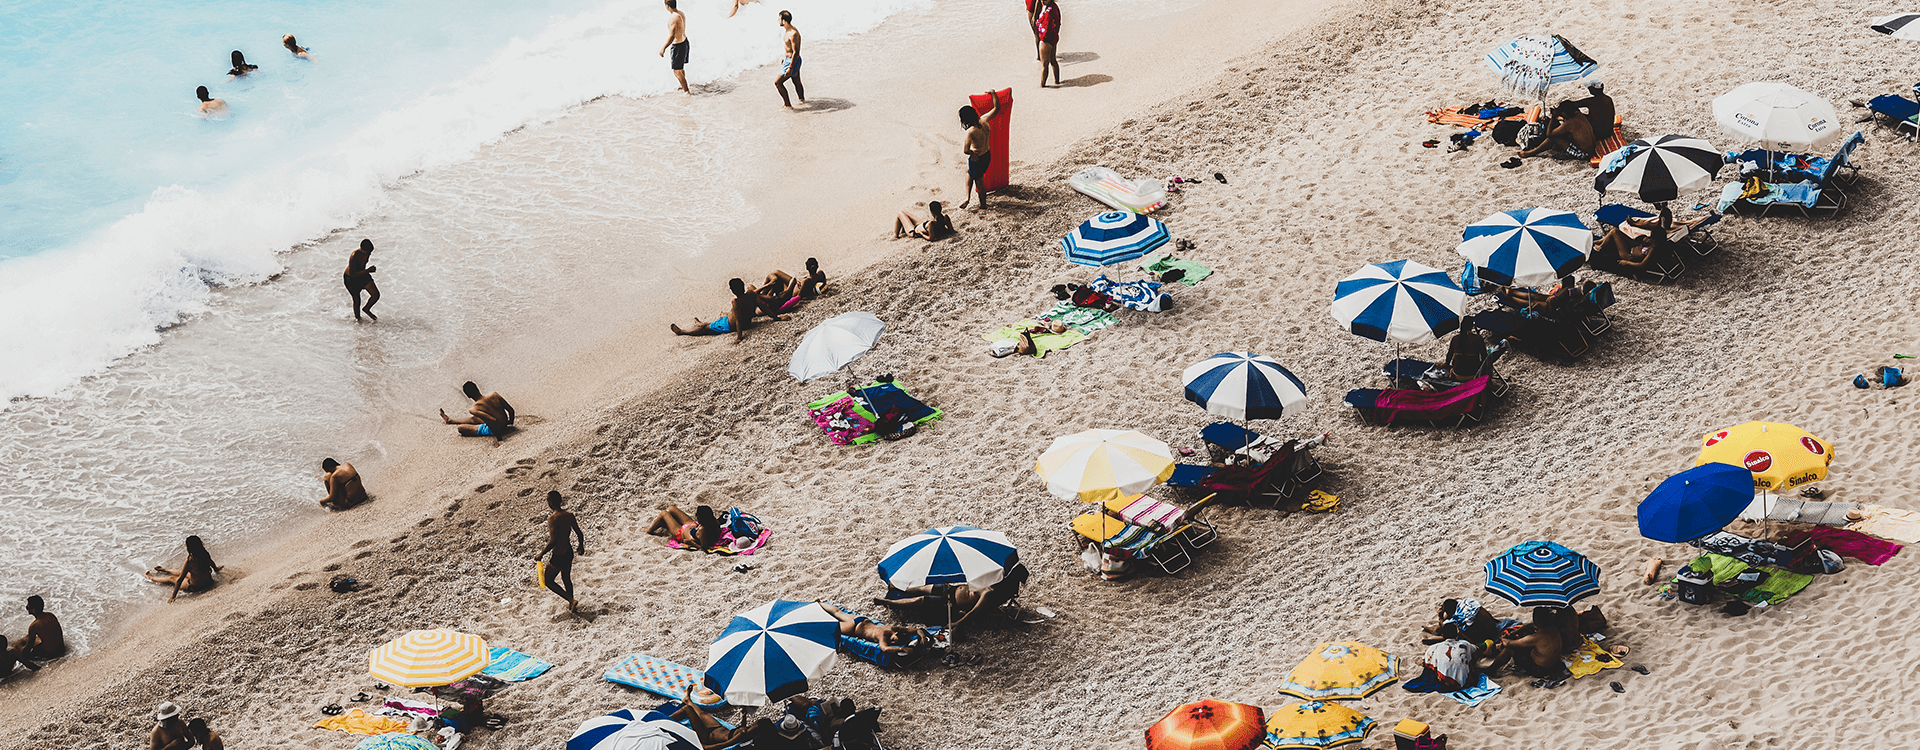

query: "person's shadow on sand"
(1057, 74), (1113, 88)
(796, 97), (855, 114)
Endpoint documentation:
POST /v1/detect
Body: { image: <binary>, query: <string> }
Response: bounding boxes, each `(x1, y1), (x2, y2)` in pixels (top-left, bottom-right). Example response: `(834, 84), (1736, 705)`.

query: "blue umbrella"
(1484, 541), (1602, 607)
(1637, 462), (1755, 543)
(1061, 211), (1170, 267)
(1181, 352), (1308, 421)
(1455, 207), (1592, 289)
(705, 599), (838, 706)
(1484, 34), (1599, 101)
(1328, 260), (1465, 345)
(567, 710), (701, 750)
(878, 526), (1018, 590)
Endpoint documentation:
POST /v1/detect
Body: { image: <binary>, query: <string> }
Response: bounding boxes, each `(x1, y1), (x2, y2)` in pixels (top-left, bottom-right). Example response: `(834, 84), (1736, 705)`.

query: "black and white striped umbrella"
(1593, 135), (1723, 204)
(1871, 13), (1920, 40)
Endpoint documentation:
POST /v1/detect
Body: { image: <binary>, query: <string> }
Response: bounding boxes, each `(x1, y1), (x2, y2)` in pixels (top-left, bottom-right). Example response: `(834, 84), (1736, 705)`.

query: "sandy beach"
(9, 0), (1920, 747)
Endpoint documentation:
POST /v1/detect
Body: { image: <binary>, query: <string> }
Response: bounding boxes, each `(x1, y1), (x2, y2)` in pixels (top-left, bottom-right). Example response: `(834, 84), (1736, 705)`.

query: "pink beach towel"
(1784, 527), (1903, 566)
(1372, 377), (1488, 424)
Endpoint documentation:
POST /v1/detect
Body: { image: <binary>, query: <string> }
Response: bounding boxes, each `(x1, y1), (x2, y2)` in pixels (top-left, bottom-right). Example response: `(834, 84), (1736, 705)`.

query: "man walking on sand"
(661, 0), (690, 94)
(440, 381), (515, 440)
(1034, 0), (1061, 87)
(958, 89), (1000, 209)
(775, 10), (805, 107)
(535, 491), (586, 612)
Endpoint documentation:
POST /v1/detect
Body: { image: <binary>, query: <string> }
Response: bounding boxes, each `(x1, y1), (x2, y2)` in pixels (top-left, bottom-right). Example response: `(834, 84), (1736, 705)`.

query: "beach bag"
(1491, 119), (1524, 146)
(1517, 122), (1545, 150)
(1788, 546), (1845, 575)
(726, 508), (763, 539)
(1674, 568), (1713, 605)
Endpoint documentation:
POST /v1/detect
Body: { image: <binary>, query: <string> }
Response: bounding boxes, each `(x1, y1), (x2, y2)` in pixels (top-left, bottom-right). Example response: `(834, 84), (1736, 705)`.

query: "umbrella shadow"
(1056, 74), (1113, 89)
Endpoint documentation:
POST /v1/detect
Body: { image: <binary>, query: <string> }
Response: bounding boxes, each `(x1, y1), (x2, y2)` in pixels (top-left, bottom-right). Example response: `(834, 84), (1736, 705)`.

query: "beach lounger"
(1475, 308), (1591, 359)
(1718, 132), (1864, 218)
(829, 605), (946, 669)
(1382, 341), (1512, 397)
(1866, 94), (1919, 141)
(1343, 376), (1491, 427)
(1595, 205), (1721, 258)
(1069, 501), (1212, 576)
(1164, 463), (1220, 488)
(1102, 493), (1221, 549)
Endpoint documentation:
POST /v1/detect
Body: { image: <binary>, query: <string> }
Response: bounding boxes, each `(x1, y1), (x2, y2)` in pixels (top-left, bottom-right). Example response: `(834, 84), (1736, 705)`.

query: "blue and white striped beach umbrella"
(705, 599), (838, 707)
(567, 711), (701, 750)
(1484, 34), (1599, 100)
(1181, 352), (1308, 421)
(878, 526), (1019, 590)
(1456, 207), (1592, 289)
(1329, 260), (1465, 345)
(1061, 211), (1170, 267)
(1484, 541), (1602, 608)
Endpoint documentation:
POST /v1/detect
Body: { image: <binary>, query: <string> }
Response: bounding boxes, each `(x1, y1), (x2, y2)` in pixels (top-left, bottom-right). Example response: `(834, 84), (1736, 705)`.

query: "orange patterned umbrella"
(1145, 699), (1266, 750)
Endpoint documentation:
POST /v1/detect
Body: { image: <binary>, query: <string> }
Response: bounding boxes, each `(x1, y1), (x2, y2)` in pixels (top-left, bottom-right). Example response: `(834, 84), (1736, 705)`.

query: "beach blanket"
(807, 396), (873, 445)
(605, 654), (727, 706)
(1139, 254), (1213, 286)
(663, 507), (772, 556)
(1690, 532), (1789, 567)
(1424, 103), (1532, 129)
(1563, 638), (1623, 678)
(1847, 506), (1920, 544)
(807, 382), (943, 445)
(374, 699), (442, 720)
(1784, 528), (1903, 565)
(1740, 569), (1814, 604)
(985, 324), (1086, 358)
(312, 709), (409, 735)
(1089, 275), (1167, 312)
(1034, 301), (1119, 333)
(1402, 666), (1500, 707)
(1422, 640), (1475, 689)
(1590, 119), (1627, 166)
(482, 647), (555, 682)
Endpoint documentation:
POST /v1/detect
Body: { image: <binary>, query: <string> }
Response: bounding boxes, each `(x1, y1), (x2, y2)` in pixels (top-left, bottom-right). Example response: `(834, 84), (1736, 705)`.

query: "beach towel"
(1783, 528), (1903, 565)
(482, 647), (555, 682)
(1071, 511), (1155, 553)
(1847, 506), (1920, 544)
(1107, 495), (1185, 531)
(373, 699), (442, 721)
(808, 382), (944, 444)
(1685, 553), (1752, 586)
(1034, 301), (1119, 333)
(312, 709), (410, 735)
(605, 654), (726, 705)
(1740, 495), (1859, 526)
(663, 506), (771, 555)
(1739, 569), (1814, 604)
(1089, 275), (1167, 312)
(1589, 119), (1627, 166)
(1690, 532), (1789, 567)
(1138, 254), (1213, 286)
(1423, 103), (1532, 129)
(1422, 640), (1475, 689)
(807, 396), (874, 445)
(1563, 638), (1623, 678)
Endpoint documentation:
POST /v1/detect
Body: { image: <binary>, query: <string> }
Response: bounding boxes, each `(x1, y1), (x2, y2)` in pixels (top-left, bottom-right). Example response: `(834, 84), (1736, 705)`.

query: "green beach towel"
(806, 382), (944, 445)
(983, 323), (1087, 358)
(1685, 553), (1751, 586)
(1740, 569), (1814, 605)
(1138, 254), (1213, 286)
(1034, 302), (1118, 334)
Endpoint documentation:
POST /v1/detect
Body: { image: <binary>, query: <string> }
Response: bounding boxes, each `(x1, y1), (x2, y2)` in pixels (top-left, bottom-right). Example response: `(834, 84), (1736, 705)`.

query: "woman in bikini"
(892, 201), (955, 240)
(145, 535), (222, 603)
(647, 505), (721, 551)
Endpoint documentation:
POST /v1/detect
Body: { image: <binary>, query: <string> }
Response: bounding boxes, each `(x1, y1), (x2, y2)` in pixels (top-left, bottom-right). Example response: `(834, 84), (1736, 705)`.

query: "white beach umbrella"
(787, 312), (885, 382)
(1871, 13), (1920, 40)
(1712, 82), (1842, 151)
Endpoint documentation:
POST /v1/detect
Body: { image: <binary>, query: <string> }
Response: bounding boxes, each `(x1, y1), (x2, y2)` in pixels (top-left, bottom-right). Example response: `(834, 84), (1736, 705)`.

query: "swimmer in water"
(282, 34), (312, 60)
(196, 86), (229, 117)
(225, 50), (257, 80)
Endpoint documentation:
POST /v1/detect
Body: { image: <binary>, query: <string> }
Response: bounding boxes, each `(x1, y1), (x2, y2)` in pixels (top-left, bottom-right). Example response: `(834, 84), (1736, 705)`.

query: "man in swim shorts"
(671, 277), (787, 342)
(661, 0), (690, 94)
(343, 239), (380, 321)
(440, 381), (515, 439)
(316, 458), (368, 510)
(959, 89), (1000, 209)
(535, 491), (586, 612)
(775, 10), (805, 107)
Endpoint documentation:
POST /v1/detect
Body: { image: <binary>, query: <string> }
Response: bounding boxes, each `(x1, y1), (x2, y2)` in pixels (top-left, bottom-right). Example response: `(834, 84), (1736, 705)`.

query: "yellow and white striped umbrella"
(367, 629), (490, 687)
(1034, 429), (1176, 504)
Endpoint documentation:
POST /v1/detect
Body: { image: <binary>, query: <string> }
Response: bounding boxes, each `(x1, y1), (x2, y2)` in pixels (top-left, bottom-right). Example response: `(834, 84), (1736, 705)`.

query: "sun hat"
(776, 715), (805, 739)
(155, 702), (181, 722)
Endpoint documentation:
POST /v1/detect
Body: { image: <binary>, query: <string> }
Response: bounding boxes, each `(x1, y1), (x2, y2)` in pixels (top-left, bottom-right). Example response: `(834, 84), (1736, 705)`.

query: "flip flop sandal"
(484, 715), (509, 729)
(373, 683), (391, 691)
(321, 704), (345, 716)
(1630, 665), (1650, 675)
(1610, 681), (1625, 693)
(350, 692), (371, 702)
(1501, 157), (1523, 169)
(1213, 172), (1227, 184)
(1422, 140), (1440, 148)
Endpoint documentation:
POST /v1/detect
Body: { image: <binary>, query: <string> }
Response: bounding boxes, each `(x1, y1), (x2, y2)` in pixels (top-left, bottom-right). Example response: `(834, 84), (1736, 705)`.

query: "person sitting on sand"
(195, 86), (228, 117)
(797, 257), (827, 299)
(647, 504), (722, 551)
(536, 491), (587, 612)
(1490, 610), (1568, 681)
(186, 718), (225, 750)
(225, 50), (257, 80)
(316, 458), (367, 510)
(440, 381), (515, 439)
(145, 537), (222, 603)
(1422, 597), (1500, 646)
(893, 201), (956, 240)
(671, 278), (788, 342)
(755, 270), (801, 315)
(152, 701), (191, 750)
(0, 635), (42, 679)
(283, 34), (312, 60)
(1566, 81), (1615, 140)
(816, 600), (933, 655)
(19, 595), (67, 660)
(1594, 204), (1671, 272)
(1518, 101), (1597, 160)
(1444, 318), (1487, 381)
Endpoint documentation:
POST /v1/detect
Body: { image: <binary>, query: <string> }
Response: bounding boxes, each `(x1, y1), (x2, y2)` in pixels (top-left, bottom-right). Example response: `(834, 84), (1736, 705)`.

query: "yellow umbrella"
(1276, 642), (1399, 701)
(1034, 429), (1176, 504)
(1262, 701), (1376, 749)
(368, 629), (490, 687)
(1696, 421), (1833, 491)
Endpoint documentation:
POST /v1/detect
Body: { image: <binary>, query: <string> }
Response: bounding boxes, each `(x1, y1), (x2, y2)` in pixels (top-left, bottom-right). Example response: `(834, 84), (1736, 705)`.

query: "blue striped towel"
(482, 647), (555, 682)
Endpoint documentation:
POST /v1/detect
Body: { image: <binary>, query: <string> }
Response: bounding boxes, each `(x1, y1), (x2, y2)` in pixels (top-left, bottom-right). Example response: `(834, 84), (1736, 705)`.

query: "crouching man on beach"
(441, 381), (515, 440)
(316, 458), (368, 510)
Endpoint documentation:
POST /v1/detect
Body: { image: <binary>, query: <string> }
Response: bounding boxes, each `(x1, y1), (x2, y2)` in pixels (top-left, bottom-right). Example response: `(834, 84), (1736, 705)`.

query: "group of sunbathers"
(671, 259), (829, 342)
(1420, 597), (1607, 687)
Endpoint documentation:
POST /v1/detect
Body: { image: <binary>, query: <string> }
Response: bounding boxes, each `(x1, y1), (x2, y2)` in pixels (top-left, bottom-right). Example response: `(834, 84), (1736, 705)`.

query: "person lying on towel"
(815, 601), (933, 656)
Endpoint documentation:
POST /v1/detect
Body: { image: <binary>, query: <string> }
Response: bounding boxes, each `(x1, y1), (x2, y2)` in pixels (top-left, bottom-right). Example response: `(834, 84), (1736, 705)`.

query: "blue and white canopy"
(1061, 211), (1170, 267)
(568, 711), (701, 750)
(1484, 541), (1602, 608)
(1329, 260), (1465, 344)
(705, 600), (838, 706)
(878, 526), (1019, 590)
(1456, 207), (1592, 289)
(1594, 135), (1722, 204)
(1181, 352), (1308, 421)
(1484, 34), (1599, 100)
